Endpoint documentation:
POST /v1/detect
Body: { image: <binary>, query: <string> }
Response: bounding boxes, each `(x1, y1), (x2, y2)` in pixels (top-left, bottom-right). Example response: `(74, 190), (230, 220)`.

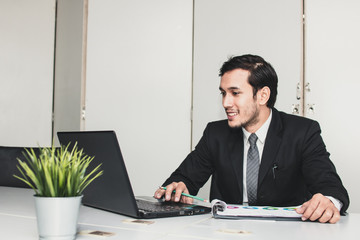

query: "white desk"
(0, 186), (358, 240)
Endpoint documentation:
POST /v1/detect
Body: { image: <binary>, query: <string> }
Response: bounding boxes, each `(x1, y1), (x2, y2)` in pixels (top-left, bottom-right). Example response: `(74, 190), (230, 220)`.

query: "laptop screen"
(57, 130), (140, 217)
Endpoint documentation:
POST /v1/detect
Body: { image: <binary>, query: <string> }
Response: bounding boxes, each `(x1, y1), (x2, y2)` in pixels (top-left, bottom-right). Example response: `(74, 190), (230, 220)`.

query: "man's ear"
(257, 86), (270, 106)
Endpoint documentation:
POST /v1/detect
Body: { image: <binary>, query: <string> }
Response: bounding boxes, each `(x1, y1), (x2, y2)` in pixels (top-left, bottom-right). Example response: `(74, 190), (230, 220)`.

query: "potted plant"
(14, 143), (103, 240)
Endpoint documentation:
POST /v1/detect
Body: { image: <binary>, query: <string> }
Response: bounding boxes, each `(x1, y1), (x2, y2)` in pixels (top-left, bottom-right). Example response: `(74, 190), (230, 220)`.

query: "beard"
(228, 105), (260, 130)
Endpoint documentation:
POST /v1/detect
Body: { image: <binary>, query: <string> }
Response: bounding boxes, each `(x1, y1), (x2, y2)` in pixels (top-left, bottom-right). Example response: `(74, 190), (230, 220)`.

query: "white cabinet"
(84, 0), (193, 196)
(305, 0), (360, 213)
(53, 0), (87, 139)
(192, 0), (303, 146)
(0, 0), (56, 147)
(192, 0), (303, 199)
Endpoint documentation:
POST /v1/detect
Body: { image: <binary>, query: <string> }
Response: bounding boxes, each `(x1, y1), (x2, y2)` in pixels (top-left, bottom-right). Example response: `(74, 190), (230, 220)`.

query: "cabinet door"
(53, 0), (87, 140)
(193, 0), (303, 145)
(0, 0), (56, 147)
(193, 0), (302, 198)
(305, 0), (360, 213)
(85, 0), (193, 196)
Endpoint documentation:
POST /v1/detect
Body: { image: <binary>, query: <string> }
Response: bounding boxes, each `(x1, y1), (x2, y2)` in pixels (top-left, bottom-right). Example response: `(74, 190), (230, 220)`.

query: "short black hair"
(219, 54), (278, 108)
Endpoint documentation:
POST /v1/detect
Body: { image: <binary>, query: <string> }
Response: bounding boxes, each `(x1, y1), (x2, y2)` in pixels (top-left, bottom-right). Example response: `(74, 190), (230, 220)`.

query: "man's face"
(219, 69), (259, 129)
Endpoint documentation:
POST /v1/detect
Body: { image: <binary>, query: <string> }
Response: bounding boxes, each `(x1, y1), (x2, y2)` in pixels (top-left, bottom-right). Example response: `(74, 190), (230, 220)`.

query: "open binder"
(211, 199), (302, 221)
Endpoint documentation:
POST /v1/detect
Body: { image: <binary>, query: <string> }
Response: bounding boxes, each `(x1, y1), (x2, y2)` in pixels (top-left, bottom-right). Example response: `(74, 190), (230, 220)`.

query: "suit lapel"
(258, 108), (283, 186)
(229, 128), (244, 197)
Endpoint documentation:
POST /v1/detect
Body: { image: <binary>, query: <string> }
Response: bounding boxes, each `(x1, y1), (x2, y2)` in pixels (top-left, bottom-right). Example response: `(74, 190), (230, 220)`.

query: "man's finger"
(328, 210), (341, 224)
(318, 208), (334, 223)
(165, 183), (177, 201)
(174, 187), (185, 202)
(301, 200), (319, 221)
(154, 187), (165, 199)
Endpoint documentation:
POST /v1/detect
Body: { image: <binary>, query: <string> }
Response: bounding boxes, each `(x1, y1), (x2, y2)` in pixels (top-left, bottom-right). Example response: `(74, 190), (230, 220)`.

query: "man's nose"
(223, 95), (233, 108)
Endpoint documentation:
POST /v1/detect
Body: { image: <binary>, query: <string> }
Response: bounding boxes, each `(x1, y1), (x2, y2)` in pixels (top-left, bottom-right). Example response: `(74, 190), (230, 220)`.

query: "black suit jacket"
(164, 108), (349, 213)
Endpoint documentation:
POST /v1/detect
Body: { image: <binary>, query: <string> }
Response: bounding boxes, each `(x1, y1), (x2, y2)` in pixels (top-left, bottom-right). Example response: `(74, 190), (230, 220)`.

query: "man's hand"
(296, 193), (340, 223)
(154, 182), (193, 204)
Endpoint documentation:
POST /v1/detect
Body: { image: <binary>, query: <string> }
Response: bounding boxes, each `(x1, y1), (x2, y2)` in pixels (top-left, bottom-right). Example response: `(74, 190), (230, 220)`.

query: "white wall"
(0, 0), (55, 147)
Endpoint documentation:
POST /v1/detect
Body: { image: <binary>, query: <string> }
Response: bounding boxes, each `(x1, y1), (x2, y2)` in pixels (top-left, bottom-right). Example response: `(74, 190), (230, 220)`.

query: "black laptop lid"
(57, 130), (139, 218)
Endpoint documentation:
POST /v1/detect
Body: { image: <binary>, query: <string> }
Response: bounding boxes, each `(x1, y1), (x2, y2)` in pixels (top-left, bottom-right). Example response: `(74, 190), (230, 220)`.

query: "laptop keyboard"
(136, 199), (193, 213)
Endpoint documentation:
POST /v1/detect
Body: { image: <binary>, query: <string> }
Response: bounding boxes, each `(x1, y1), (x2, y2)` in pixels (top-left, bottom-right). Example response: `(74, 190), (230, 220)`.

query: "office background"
(1, 0), (359, 213)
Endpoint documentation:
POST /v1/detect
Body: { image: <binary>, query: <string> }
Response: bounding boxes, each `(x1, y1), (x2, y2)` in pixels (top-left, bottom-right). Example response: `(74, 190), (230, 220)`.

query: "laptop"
(57, 130), (211, 219)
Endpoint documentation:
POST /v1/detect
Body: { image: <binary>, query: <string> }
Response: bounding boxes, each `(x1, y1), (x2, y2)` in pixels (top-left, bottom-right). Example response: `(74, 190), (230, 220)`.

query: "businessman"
(154, 54), (349, 223)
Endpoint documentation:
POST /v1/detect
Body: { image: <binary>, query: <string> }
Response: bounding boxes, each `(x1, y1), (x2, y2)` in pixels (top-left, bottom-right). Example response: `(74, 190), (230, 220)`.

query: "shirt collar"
(242, 109), (272, 144)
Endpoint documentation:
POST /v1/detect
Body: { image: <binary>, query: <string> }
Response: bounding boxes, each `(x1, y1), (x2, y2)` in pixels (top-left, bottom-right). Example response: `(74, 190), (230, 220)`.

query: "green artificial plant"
(14, 143), (103, 197)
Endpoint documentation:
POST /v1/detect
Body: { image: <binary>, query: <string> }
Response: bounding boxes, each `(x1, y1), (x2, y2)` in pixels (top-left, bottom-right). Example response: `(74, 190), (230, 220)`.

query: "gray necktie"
(247, 133), (259, 205)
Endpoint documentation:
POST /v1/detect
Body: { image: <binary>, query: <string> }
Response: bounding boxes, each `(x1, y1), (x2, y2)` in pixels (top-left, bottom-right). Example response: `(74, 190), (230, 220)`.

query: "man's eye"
(232, 92), (240, 96)
(220, 91), (226, 96)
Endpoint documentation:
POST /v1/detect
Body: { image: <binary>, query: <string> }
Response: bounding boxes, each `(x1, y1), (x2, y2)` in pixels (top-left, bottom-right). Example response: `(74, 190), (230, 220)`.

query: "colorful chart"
(242, 206), (259, 210)
(262, 207), (279, 210)
(227, 206), (239, 209)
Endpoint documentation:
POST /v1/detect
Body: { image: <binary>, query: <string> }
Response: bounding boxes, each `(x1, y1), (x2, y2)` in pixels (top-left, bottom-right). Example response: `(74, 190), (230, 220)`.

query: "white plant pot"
(34, 195), (83, 240)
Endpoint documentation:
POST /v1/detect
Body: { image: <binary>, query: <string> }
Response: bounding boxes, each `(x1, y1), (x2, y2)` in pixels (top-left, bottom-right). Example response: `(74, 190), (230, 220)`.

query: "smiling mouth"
(226, 111), (239, 118)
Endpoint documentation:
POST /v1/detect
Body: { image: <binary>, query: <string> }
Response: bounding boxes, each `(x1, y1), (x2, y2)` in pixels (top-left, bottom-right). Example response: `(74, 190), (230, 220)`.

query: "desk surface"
(0, 186), (358, 240)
